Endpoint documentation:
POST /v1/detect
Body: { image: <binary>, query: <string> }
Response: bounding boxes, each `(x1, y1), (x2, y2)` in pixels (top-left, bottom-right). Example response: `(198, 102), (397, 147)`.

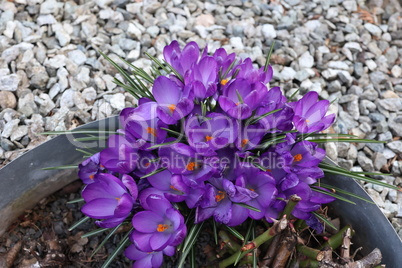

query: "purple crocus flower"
(184, 56), (218, 99)
(159, 143), (215, 186)
(125, 243), (175, 268)
(131, 194), (187, 251)
(99, 134), (142, 174)
(234, 164), (277, 220)
(81, 173), (138, 228)
(235, 123), (266, 151)
(196, 178), (257, 226)
(120, 102), (168, 144)
(234, 58), (274, 84)
(163, 40), (200, 77)
(153, 76), (194, 125)
(219, 78), (268, 119)
(78, 152), (103, 184)
(291, 91), (336, 133)
(185, 113), (238, 156)
(213, 48), (236, 81)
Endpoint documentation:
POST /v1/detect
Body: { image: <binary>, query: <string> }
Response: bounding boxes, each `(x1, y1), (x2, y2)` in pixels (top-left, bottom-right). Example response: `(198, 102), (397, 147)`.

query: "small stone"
(364, 23), (382, 37)
(0, 74), (19, 92)
(377, 98), (402, 112)
(298, 51), (314, 69)
(342, 0), (357, 12)
(344, 42), (362, 52)
(109, 93), (125, 110)
(373, 152), (387, 170)
(328, 61), (349, 70)
(365, 60), (377, 71)
(127, 23), (142, 40)
(284, 0), (300, 6)
(1, 119), (20, 139)
(60, 89), (75, 108)
(10, 125), (28, 142)
(387, 141), (402, 154)
(327, 80), (341, 92)
(261, 24), (277, 39)
(281, 67), (296, 81)
(325, 142), (338, 161)
(0, 139), (16, 151)
(37, 14), (56, 25)
(0, 91), (17, 109)
(357, 151), (374, 172)
(338, 71), (353, 85)
(195, 14), (215, 27)
(230, 37), (244, 50)
(52, 23), (71, 46)
(18, 92), (37, 117)
(44, 54), (67, 69)
(68, 50), (87, 66)
(40, 0), (61, 14)
(391, 65), (402, 78)
(82, 87), (97, 104)
(321, 69), (339, 80)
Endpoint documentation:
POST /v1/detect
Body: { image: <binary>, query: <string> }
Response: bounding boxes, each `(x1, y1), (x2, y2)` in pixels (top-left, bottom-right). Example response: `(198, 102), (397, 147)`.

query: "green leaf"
(221, 59), (238, 80)
(301, 133), (357, 138)
(177, 222), (204, 268)
(163, 59), (184, 82)
(75, 148), (94, 156)
(147, 139), (181, 150)
(225, 225), (244, 241)
(289, 89), (300, 100)
(81, 228), (109, 238)
(236, 89), (244, 104)
(190, 246), (196, 268)
(67, 198), (84, 204)
(140, 168), (166, 179)
(100, 228), (132, 268)
(235, 220), (254, 266)
(68, 216), (90, 231)
(312, 211), (337, 230)
(91, 223), (123, 258)
(117, 55), (154, 84)
(311, 187), (356, 205)
(213, 220), (218, 245)
(74, 136), (108, 142)
(264, 41), (275, 72)
(234, 203), (261, 212)
(314, 182), (375, 204)
(40, 130), (117, 135)
(42, 165), (78, 170)
(250, 108), (282, 124)
(251, 226), (257, 268)
(308, 138), (386, 143)
(160, 127), (183, 137)
(320, 166), (400, 191)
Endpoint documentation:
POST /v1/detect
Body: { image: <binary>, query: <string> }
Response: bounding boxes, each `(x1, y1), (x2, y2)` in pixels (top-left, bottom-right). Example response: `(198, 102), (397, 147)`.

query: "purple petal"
(95, 217), (126, 228)
(114, 193), (133, 218)
(132, 211), (162, 233)
(81, 198), (117, 218)
(150, 232), (172, 251)
(153, 76), (181, 105)
(122, 174), (138, 199)
(125, 244), (149, 260)
(131, 231), (153, 252)
(227, 204), (248, 226)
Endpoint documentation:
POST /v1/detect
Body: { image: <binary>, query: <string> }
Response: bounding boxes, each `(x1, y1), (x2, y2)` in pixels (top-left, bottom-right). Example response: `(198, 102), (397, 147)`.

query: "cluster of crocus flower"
(78, 41), (336, 267)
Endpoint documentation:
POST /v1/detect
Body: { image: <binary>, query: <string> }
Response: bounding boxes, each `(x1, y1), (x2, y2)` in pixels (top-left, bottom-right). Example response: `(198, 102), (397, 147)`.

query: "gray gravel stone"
(1, 119), (20, 139)
(0, 74), (19, 92)
(387, 141), (402, 154)
(357, 151), (374, 172)
(10, 125), (28, 142)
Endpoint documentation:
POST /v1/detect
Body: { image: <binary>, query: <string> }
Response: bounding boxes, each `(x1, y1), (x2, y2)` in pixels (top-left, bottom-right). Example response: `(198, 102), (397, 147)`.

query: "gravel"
(0, 0), (401, 239)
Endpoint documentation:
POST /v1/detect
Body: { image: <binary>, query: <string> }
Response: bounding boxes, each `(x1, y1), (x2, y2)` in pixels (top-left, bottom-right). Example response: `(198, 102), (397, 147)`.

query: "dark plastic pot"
(0, 116), (401, 266)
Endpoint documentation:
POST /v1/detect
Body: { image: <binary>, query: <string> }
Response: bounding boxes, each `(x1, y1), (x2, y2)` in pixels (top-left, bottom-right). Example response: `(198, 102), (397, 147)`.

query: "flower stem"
(218, 216), (288, 268)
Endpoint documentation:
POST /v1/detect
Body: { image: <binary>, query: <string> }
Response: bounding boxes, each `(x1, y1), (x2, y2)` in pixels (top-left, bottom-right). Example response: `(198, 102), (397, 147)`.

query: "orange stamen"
(115, 197), (120, 201)
(205, 135), (213, 142)
(168, 104), (176, 113)
(215, 191), (226, 202)
(157, 224), (170, 232)
(241, 139), (249, 147)
(293, 154), (303, 162)
(145, 162), (151, 167)
(266, 169), (272, 172)
(220, 79), (229, 85)
(89, 174), (95, 180)
(235, 102), (240, 106)
(146, 127), (157, 137)
(186, 162), (197, 171)
(249, 188), (255, 192)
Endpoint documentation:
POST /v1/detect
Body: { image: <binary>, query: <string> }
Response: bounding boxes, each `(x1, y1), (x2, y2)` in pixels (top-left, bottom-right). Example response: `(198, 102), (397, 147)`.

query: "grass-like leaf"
(234, 203), (261, 212)
(250, 108), (282, 124)
(140, 168), (166, 179)
(74, 136), (108, 142)
(177, 222), (204, 268)
(308, 138), (386, 143)
(264, 41), (275, 72)
(311, 187), (356, 205)
(235, 220), (254, 266)
(315, 182), (375, 204)
(42, 165), (78, 170)
(147, 139), (180, 150)
(100, 228), (132, 268)
(213, 220), (218, 245)
(90, 223), (123, 258)
(160, 127), (183, 137)
(68, 216), (90, 231)
(117, 55), (154, 84)
(81, 228), (108, 238)
(40, 130), (117, 135)
(289, 89), (300, 100)
(225, 225), (244, 241)
(312, 211), (337, 230)
(67, 198), (84, 204)
(320, 165), (400, 191)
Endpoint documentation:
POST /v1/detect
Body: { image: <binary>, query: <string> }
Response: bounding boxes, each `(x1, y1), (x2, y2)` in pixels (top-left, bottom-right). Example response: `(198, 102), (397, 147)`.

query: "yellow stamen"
(115, 197), (120, 201)
(186, 162), (197, 171)
(293, 154), (303, 162)
(157, 224), (170, 232)
(221, 79), (229, 85)
(205, 135), (213, 142)
(215, 191), (226, 202)
(168, 104), (176, 113)
(146, 127), (157, 137)
(241, 139), (249, 147)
